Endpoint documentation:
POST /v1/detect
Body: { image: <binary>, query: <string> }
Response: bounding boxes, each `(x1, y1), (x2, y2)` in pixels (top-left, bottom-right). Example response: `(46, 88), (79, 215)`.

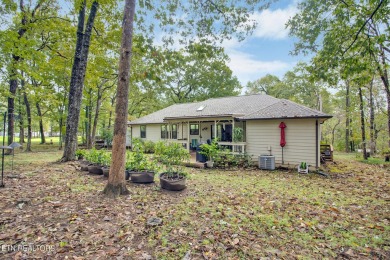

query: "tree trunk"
(345, 81), (350, 152)
(36, 102), (46, 144)
(331, 118), (340, 145)
(108, 93), (116, 129)
(358, 87), (367, 160)
(86, 88), (93, 149)
(18, 89), (24, 145)
(62, 0), (99, 161)
(22, 81), (32, 152)
(91, 87), (103, 148)
(7, 79), (17, 146)
(103, 0), (136, 198)
(369, 80), (376, 154)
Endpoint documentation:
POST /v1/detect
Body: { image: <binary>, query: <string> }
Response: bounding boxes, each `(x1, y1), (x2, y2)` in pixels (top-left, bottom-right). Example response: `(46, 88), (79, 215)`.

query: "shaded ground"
(0, 149), (389, 259)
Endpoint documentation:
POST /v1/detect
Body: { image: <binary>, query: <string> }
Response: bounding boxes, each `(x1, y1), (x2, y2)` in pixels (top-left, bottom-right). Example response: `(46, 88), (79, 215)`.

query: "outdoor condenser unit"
(259, 155), (275, 170)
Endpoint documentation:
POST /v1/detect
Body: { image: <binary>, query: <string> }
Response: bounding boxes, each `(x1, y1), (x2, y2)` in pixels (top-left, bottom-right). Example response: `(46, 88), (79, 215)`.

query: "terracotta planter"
(102, 167), (110, 177)
(88, 165), (103, 175)
(130, 171), (155, 183)
(159, 173), (186, 191)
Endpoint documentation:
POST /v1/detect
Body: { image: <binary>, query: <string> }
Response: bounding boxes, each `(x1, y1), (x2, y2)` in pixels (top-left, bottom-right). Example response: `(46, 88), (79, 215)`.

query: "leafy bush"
(213, 151), (253, 169)
(85, 148), (101, 164)
(162, 143), (190, 177)
(143, 140), (155, 153)
(232, 127), (244, 142)
(200, 139), (219, 161)
(381, 148), (390, 156)
(154, 141), (167, 161)
(85, 148), (111, 166)
(75, 149), (87, 160)
(100, 152), (111, 167)
(126, 140), (158, 173)
(101, 128), (113, 146)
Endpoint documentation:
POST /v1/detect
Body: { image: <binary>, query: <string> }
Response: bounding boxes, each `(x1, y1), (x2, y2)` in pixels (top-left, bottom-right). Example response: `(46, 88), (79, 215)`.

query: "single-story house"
(127, 94), (332, 168)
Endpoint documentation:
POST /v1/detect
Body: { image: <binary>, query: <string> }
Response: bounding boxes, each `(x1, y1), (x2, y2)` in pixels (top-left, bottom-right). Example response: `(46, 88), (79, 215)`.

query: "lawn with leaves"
(0, 148), (388, 259)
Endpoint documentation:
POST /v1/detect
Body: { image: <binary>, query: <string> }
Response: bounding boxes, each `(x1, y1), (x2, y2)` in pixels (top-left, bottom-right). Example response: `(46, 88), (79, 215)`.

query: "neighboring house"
(128, 94), (332, 168)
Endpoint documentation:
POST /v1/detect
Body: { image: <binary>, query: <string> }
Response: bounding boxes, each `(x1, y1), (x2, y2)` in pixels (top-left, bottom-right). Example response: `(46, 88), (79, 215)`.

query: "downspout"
(316, 119), (319, 169)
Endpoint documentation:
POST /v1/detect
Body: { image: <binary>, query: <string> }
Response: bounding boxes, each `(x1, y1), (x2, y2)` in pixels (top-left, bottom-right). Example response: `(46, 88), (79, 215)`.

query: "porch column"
(232, 119), (235, 152)
(214, 120), (217, 141)
(199, 121), (201, 142)
(187, 121), (190, 151)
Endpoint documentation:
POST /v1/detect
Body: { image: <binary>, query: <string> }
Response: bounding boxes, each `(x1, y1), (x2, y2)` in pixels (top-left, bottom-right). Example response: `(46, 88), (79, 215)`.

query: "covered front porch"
(162, 116), (247, 154)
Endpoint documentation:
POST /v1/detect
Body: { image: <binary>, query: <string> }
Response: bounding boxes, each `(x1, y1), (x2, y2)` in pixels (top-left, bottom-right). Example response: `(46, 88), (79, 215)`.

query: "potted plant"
(382, 148), (390, 162)
(200, 138), (219, 168)
(159, 143), (190, 191)
(100, 152), (111, 177)
(75, 149), (87, 160)
(86, 148), (103, 175)
(128, 140), (156, 183)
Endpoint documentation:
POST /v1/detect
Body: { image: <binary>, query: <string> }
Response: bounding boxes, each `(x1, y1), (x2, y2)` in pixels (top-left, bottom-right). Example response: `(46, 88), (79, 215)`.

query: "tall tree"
(287, 0), (390, 147)
(103, 0), (135, 197)
(62, 0), (99, 161)
(158, 44), (241, 103)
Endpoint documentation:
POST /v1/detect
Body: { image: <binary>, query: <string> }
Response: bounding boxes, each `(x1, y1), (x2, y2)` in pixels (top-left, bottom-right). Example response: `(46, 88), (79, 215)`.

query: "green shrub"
(101, 128), (113, 146)
(213, 150), (253, 169)
(75, 149), (87, 160)
(126, 141), (158, 172)
(154, 141), (167, 161)
(200, 139), (219, 161)
(162, 143), (190, 177)
(143, 140), (155, 153)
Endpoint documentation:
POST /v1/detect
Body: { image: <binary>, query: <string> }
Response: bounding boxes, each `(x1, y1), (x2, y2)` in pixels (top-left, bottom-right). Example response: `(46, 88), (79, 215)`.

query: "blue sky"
(222, 0), (309, 86)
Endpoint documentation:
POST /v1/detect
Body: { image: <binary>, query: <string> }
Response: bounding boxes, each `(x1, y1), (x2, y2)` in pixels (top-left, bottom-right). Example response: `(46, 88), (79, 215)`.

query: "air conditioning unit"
(259, 155), (275, 170)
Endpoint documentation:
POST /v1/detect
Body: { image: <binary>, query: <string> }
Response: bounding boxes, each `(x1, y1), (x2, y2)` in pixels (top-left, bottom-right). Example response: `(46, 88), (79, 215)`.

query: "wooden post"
(187, 121), (190, 151)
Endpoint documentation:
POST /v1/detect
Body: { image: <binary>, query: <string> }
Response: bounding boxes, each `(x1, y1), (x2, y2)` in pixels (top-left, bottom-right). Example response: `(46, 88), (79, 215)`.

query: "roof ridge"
(280, 99), (327, 115)
(242, 97), (282, 118)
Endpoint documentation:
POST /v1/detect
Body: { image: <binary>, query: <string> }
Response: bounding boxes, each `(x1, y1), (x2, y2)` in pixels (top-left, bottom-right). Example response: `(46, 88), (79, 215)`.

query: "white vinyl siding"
(246, 119), (320, 167)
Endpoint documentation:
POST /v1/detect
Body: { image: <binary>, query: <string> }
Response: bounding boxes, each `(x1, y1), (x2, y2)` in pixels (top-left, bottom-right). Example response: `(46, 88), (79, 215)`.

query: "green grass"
(334, 151), (390, 165)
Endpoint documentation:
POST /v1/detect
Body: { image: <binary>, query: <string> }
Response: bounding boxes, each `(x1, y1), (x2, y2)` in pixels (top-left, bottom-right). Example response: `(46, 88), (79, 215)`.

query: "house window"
(140, 125), (146, 138)
(161, 125), (167, 139)
(190, 124), (199, 135)
(172, 124), (177, 139)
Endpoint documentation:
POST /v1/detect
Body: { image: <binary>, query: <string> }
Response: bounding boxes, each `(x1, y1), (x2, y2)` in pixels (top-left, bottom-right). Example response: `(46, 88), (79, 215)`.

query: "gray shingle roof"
(128, 94), (331, 125)
(239, 99), (331, 120)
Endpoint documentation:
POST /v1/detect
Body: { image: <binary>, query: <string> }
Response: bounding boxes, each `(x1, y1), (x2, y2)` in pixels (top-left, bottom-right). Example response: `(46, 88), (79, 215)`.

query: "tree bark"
(62, 0), (99, 161)
(368, 80), (376, 154)
(22, 80), (32, 152)
(36, 102), (46, 144)
(345, 81), (350, 152)
(103, 0), (136, 198)
(91, 85), (103, 147)
(108, 93), (116, 129)
(358, 87), (367, 160)
(18, 89), (25, 145)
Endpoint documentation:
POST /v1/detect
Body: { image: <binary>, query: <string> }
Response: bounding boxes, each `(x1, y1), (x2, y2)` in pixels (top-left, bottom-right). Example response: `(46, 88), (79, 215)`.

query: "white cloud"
(226, 50), (292, 85)
(251, 5), (297, 40)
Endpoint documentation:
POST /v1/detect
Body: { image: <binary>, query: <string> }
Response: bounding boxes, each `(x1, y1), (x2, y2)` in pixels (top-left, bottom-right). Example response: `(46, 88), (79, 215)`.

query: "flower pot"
(125, 170), (131, 180)
(88, 165), (103, 175)
(102, 167), (110, 177)
(80, 161), (92, 171)
(159, 173), (186, 191)
(130, 171), (154, 183)
(206, 160), (214, 168)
